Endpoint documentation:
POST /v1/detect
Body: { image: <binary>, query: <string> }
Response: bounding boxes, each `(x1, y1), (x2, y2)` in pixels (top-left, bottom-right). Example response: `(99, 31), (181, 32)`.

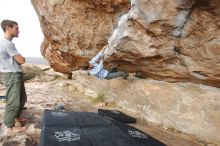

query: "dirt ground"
(0, 65), (214, 146)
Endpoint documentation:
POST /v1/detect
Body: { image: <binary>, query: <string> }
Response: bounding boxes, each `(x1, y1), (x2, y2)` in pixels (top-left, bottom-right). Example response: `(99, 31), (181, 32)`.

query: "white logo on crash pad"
(128, 130), (148, 139)
(55, 130), (80, 142)
(51, 111), (68, 117)
(111, 110), (120, 114)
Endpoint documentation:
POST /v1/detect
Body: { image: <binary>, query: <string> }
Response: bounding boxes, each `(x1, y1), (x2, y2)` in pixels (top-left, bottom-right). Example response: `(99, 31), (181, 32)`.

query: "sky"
(0, 0), (44, 57)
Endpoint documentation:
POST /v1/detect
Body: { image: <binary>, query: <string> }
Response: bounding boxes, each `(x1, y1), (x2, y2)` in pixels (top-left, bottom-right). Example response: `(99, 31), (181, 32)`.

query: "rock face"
(71, 71), (220, 145)
(31, 0), (130, 74)
(31, 0), (220, 144)
(104, 0), (220, 87)
(32, 0), (220, 87)
(0, 71), (213, 146)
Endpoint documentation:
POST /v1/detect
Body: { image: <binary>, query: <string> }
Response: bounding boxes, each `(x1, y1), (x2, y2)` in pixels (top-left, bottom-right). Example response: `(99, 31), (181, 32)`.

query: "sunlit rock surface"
(31, 0), (220, 145)
(71, 71), (220, 145)
(32, 0), (129, 74)
(32, 0), (220, 87)
(104, 0), (220, 87)
(1, 69), (215, 146)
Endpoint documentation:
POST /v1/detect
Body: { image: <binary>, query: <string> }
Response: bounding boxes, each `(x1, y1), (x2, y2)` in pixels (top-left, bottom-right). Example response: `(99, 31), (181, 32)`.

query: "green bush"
(91, 93), (105, 104)
(50, 74), (62, 81)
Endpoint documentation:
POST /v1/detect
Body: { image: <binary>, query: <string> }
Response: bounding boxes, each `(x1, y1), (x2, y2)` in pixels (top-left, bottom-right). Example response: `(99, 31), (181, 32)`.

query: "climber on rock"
(82, 46), (128, 80)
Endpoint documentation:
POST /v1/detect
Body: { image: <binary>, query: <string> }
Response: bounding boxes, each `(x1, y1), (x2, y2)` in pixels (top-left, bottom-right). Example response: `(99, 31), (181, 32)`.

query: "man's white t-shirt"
(0, 38), (22, 72)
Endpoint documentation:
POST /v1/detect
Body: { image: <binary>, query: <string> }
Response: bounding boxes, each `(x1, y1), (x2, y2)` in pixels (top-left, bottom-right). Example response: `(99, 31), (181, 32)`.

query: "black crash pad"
(41, 110), (112, 127)
(40, 109), (166, 146)
(98, 109), (136, 123)
(112, 120), (165, 146)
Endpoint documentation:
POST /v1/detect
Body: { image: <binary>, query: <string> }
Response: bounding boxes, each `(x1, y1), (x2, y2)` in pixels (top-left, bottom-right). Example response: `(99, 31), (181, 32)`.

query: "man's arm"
(14, 54), (25, 65)
(89, 51), (104, 65)
(89, 59), (104, 76)
(6, 43), (25, 65)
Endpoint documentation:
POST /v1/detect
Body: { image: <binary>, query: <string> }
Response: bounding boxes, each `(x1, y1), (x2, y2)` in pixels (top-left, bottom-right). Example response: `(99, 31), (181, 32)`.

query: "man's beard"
(12, 34), (19, 37)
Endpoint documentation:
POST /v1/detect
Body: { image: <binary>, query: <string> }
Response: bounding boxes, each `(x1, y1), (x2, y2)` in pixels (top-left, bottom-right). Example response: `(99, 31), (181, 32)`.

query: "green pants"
(1, 72), (27, 128)
(105, 71), (129, 80)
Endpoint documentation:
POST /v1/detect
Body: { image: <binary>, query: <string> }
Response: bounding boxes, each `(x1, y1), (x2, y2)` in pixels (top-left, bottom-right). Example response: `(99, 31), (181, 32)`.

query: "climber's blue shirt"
(89, 51), (108, 79)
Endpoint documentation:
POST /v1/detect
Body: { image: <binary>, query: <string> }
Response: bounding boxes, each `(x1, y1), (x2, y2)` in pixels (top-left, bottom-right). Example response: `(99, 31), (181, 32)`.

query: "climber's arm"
(89, 51), (104, 65)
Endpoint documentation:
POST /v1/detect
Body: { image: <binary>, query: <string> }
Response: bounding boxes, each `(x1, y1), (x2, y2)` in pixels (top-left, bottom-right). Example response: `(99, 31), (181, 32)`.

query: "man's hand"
(13, 54), (25, 65)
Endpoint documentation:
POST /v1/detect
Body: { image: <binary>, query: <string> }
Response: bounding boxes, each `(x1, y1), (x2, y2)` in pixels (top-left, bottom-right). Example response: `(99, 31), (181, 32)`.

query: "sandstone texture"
(0, 66), (209, 146)
(32, 0), (129, 74)
(71, 71), (220, 145)
(32, 0), (220, 87)
(30, 0), (220, 145)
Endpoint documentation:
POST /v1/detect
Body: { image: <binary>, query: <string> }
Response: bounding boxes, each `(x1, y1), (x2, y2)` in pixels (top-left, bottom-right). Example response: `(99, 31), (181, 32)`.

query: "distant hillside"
(26, 57), (48, 65)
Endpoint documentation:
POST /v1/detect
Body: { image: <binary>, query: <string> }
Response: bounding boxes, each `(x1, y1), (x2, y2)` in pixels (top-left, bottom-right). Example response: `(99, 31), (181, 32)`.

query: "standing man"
(0, 20), (26, 134)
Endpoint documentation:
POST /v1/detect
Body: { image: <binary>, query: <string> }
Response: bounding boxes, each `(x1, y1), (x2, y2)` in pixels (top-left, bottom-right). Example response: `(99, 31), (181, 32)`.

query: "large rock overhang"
(32, 0), (220, 87)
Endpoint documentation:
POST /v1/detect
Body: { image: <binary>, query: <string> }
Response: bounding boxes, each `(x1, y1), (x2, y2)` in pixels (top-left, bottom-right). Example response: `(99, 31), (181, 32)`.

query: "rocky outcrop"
(31, 0), (130, 74)
(0, 71), (213, 146)
(71, 71), (220, 145)
(104, 0), (220, 87)
(31, 0), (220, 144)
(32, 0), (220, 87)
